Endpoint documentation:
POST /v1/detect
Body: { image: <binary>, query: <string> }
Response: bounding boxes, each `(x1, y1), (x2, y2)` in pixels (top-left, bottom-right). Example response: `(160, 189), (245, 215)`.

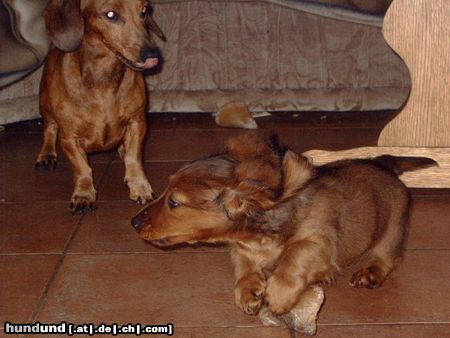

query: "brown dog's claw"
(128, 180), (154, 204)
(70, 192), (97, 215)
(35, 155), (57, 171)
(70, 201), (97, 215)
(135, 194), (155, 205)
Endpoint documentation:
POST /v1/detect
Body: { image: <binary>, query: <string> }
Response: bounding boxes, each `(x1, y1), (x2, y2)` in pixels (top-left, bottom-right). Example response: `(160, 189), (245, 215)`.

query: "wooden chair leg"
(305, 0), (450, 188)
(378, 0), (450, 147)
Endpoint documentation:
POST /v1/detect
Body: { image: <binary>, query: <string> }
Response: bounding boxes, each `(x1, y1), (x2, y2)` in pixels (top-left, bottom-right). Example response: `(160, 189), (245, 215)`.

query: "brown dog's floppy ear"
(145, 5), (166, 41)
(146, 17), (166, 41)
(282, 150), (314, 199)
(43, 0), (84, 52)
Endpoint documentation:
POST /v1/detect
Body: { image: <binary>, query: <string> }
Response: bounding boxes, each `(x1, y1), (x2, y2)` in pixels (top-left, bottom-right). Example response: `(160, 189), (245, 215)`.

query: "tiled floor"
(1, 112), (449, 338)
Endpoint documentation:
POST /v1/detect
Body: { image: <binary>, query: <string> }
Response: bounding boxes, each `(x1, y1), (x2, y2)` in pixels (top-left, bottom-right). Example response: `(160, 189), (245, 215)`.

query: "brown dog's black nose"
(140, 47), (161, 62)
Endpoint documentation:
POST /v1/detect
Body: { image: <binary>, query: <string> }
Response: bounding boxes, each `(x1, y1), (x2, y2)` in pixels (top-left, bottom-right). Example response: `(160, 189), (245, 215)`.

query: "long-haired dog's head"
(132, 134), (314, 246)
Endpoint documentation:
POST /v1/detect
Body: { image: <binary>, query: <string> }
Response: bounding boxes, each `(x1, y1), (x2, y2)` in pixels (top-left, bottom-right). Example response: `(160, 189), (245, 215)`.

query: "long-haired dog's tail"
(374, 155), (438, 175)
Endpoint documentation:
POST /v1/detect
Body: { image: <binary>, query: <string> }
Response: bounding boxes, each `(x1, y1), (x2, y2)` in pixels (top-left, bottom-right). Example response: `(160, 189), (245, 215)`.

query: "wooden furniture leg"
(305, 0), (450, 188)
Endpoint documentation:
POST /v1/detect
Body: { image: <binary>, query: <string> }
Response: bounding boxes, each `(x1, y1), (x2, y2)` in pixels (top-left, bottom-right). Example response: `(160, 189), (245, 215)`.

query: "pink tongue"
(139, 57), (158, 69)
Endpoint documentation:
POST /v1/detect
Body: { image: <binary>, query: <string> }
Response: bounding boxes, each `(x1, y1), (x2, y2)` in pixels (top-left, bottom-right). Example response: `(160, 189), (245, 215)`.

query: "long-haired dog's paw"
(316, 268), (338, 286)
(350, 266), (385, 289)
(265, 275), (300, 315)
(235, 275), (266, 315)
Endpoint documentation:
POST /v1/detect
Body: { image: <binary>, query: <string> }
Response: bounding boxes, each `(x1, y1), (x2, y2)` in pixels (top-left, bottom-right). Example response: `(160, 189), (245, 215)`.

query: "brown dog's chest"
(41, 51), (147, 152)
(60, 96), (144, 151)
(84, 106), (144, 151)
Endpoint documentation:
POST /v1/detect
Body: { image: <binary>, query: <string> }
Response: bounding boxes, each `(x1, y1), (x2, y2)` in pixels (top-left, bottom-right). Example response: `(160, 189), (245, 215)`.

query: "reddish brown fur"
(37, 0), (165, 213)
(132, 134), (434, 316)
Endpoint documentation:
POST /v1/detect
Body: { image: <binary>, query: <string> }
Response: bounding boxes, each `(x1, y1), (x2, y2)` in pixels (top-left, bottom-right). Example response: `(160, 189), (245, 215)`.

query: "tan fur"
(132, 134), (433, 316)
(37, 0), (165, 213)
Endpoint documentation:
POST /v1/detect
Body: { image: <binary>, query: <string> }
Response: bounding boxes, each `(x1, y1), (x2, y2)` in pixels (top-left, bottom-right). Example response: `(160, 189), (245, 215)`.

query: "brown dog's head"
(43, 0), (165, 70)
(132, 134), (314, 247)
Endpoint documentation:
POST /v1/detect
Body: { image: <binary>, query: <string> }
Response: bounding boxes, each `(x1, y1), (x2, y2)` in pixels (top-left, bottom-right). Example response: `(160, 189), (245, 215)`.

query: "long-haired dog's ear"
(221, 180), (277, 222)
(43, 0), (84, 51)
(225, 133), (282, 165)
(282, 150), (314, 199)
(221, 134), (286, 222)
(145, 4), (166, 41)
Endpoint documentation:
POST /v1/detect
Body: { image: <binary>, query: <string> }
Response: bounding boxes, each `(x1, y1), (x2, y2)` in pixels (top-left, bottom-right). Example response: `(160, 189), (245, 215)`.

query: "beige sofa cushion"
(0, 0), (409, 123)
(146, 0), (409, 112)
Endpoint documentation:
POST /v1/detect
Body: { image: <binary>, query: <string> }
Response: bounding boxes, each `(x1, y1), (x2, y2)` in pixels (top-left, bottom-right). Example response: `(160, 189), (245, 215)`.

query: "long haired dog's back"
(132, 134), (436, 317)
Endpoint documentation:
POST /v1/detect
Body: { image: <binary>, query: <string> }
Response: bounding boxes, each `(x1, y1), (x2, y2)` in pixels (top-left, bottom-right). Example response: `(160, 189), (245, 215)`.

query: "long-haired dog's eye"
(168, 197), (181, 209)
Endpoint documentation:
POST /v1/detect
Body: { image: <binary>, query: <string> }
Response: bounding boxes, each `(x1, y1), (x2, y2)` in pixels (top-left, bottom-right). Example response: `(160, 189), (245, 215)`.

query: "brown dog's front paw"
(35, 155), (57, 171)
(265, 275), (301, 315)
(127, 180), (154, 204)
(350, 266), (385, 289)
(235, 274), (266, 315)
(70, 191), (97, 215)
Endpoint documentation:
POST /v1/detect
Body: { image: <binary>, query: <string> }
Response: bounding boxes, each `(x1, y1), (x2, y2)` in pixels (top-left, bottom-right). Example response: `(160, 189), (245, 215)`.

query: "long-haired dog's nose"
(131, 216), (141, 229)
(131, 210), (149, 230)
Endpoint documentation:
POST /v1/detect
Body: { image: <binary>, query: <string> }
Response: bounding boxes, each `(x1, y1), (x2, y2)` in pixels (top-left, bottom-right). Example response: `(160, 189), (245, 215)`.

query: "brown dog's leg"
(231, 244), (267, 315)
(60, 138), (96, 213)
(265, 232), (338, 315)
(36, 120), (58, 171)
(122, 120), (153, 204)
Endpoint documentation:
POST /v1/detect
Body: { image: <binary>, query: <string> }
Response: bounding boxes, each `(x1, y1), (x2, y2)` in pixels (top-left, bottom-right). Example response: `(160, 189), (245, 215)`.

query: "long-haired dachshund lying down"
(132, 134), (435, 319)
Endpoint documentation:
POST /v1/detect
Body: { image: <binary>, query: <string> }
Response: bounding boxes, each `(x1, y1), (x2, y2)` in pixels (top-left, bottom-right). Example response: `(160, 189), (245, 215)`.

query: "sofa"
(0, 0), (410, 125)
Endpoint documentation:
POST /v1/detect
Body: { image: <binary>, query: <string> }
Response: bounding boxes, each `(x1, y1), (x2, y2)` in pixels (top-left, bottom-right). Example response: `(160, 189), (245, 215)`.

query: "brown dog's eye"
(168, 197), (181, 209)
(140, 6), (147, 18)
(141, 4), (153, 18)
(105, 11), (119, 22)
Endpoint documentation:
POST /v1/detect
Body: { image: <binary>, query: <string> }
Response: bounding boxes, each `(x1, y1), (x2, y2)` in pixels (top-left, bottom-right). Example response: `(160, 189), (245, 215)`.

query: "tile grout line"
(27, 216), (83, 327)
(4, 195), (448, 204)
(317, 321), (450, 327)
(28, 154), (116, 327)
(4, 125), (388, 136)
(128, 322), (450, 328)
(2, 248), (447, 258)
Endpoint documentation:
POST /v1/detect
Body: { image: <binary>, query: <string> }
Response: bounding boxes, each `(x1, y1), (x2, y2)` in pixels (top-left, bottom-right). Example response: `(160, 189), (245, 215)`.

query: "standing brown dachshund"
(131, 134), (436, 318)
(36, 0), (165, 213)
